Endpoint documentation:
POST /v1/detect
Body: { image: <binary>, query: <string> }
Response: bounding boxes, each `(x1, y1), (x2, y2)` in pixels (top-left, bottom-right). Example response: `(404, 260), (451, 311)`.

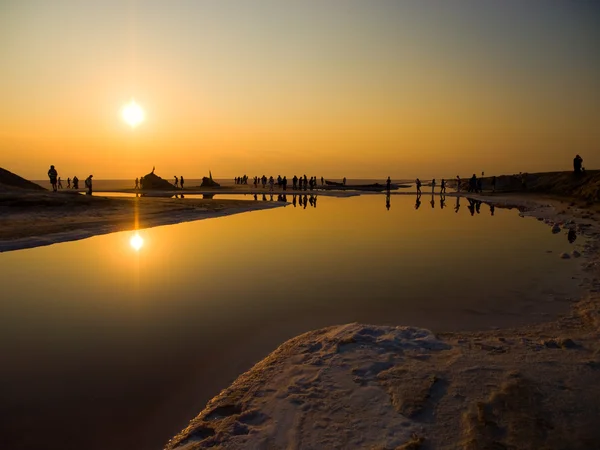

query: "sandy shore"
(0, 190), (283, 252)
(165, 193), (600, 449)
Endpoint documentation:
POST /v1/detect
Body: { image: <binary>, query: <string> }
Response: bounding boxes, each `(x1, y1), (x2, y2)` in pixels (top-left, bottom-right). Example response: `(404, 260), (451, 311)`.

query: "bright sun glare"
(121, 100), (145, 127)
(130, 233), (144, 251)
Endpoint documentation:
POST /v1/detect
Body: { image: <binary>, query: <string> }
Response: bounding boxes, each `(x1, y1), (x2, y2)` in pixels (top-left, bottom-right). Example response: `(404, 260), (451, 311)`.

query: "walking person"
(47, 165), (58, 192)
(85, 175), (93, 195)
(174, 176), (179, 188)
(180, 176), (184, 189)
(57, 177), (63, 189)
(135, 178), (139, 189)
(415, 178), (422, 195)
(440, 179), (446, 194)
(73, 176), (79, 189)
(67, 177), (71, 189)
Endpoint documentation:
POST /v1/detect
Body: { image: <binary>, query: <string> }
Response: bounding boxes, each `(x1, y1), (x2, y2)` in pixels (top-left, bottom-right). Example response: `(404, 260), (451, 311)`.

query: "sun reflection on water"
(130, 233), (144, 251)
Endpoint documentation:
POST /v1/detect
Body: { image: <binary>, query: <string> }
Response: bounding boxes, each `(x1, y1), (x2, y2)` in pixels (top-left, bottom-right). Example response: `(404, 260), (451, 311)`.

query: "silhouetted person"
(67, 177), (71, 189)
(386, 176), (391, 192)
(455, 196), (460, 213)
(492, 176), (496, 193)
(386, 193), (390, 210)
(73, 176), (79, 190)
(574, 154), (583, 174)
(180, 176), (184, 189)
(476, 178), (482, 193)
(292, 175), (298, 190)
(343, 177), (347, 186)
(321, 176), (324, 186)
(416, 178), (422, 194)
(174, 176), (179, 188)
(568, 229), (577, 243)
(431, 178), (436, 194)
(135, 178), (139, 189)
(139, 176), (144, 189)
(469, 174), (477, 193)
(415, 193), (422, 210)
(282, 176), (287, 191)
(440, 195), (446, 209)
(490, 204), (495, 216)
(303, 195), (308, 209)
(57, 177), (63, 189)
(440, 179), (446, 194)
(85, 175), (93, 195)
(48, 165), (58, 192)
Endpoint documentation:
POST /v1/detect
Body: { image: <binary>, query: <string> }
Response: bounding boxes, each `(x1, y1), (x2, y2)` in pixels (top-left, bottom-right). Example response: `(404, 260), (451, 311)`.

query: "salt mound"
(0, 167), (46, 191)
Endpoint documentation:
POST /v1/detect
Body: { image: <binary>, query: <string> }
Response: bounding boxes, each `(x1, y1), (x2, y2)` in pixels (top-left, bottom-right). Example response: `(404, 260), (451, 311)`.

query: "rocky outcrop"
(140, 171), (175, 190)
(0, 167), (46, 191)
(200, 177), (220, 187)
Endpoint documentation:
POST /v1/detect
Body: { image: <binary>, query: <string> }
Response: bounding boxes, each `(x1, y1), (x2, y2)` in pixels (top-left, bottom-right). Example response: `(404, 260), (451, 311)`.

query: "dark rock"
(140, 171), (175, 190)
(201, 176), (220, 187)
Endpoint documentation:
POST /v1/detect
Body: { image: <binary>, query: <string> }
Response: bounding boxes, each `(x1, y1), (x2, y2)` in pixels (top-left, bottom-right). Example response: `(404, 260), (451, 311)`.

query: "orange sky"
(1, 1), (599, 180)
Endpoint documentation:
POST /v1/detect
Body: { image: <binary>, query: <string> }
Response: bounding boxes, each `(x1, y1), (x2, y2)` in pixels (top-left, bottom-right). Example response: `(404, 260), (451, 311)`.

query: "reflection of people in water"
(303, 195), (308, 209)
(254, 193), (258, 201)
(440, 195), (446, 209)
(467, 198), (476, 216)
(262, 194), (267, 201)
(430, 194), (435, 208)
(386, 193), (390, 210)
(455, 196), (460, 213)
(475, 200), (481, 214)
(490, 204), (495, 216)
(568, 229), (577, 243)
(415, 193), (422, 210)
(292, 194), (297, 207)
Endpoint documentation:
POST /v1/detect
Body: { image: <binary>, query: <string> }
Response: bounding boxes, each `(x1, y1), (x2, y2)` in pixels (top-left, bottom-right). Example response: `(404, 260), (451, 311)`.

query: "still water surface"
(0, 194), (581, 449)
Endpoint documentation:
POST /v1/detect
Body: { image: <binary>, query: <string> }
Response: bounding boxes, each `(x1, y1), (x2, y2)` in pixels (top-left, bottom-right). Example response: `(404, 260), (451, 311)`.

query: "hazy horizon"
(2, 1), (599, 179)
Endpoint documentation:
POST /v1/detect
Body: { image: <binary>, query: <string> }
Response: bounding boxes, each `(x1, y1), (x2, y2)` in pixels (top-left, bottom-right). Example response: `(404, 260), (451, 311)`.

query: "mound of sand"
(141, 171), (175, 190)
(0, 167), (46, 191)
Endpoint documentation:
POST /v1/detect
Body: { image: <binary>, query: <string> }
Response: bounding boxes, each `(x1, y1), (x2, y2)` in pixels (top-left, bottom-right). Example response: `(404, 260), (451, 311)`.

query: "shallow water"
(0, 194), (584, 450)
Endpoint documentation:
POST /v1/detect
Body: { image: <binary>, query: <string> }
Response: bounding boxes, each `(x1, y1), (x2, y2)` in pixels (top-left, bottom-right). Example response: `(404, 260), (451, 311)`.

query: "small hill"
(140, 171), (175, 190)
(0, 167), (46, 191)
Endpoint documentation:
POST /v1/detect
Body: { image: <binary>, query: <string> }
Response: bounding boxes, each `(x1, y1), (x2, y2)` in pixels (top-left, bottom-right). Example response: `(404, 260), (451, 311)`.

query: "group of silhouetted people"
(47, 166), (90, 194)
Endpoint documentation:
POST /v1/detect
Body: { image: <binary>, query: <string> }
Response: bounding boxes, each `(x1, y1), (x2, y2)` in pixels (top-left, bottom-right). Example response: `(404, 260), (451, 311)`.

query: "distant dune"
(0, 167), (46, 191)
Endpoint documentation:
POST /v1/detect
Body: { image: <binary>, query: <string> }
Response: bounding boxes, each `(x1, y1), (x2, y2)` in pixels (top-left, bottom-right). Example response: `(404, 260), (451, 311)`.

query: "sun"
(130, 233), (144, 251)
(121, 100), (145, 127)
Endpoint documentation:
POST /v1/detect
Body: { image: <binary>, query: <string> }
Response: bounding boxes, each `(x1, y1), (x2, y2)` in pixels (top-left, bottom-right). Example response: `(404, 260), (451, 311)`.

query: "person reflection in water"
(467, 198), (476, 216)
(568, 229), (577, 243)
(440, 195), (446, 209)
(475, 200), (481, 214)
(254, 193), (258, 201)
(292, 194), (297, 207)
(262, 194), (267, 201)
(490, 204), (495, 216)
(415, 193), (422, 210)
(386, 193), (391, 210)
(303, 195), (308, 209)
(455, 196), (460, 213)
(430, 194), (435, 209)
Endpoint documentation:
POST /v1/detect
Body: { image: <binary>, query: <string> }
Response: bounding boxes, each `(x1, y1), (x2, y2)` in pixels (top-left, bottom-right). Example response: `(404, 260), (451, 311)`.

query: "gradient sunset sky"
(1, 1), (599, 179)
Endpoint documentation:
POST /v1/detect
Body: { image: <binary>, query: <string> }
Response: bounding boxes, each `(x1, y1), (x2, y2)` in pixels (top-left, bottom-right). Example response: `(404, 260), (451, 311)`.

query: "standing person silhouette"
(180, 176), (184, 189)
(415, 178), (422, 195)
(343, 177), (347, 186)
(73, 176), (79, 189)
(174, 176), (179, 188)
(386, 176), (391, 192)
(431, 178), (436, 194)
(47, 165), (58, 192)
(85, 175), (93, 195)
(57, 177), (63, 189)
(135, 178), (139, 189)
(440, 179), (446, 194)
(67, 177), (71, 189)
